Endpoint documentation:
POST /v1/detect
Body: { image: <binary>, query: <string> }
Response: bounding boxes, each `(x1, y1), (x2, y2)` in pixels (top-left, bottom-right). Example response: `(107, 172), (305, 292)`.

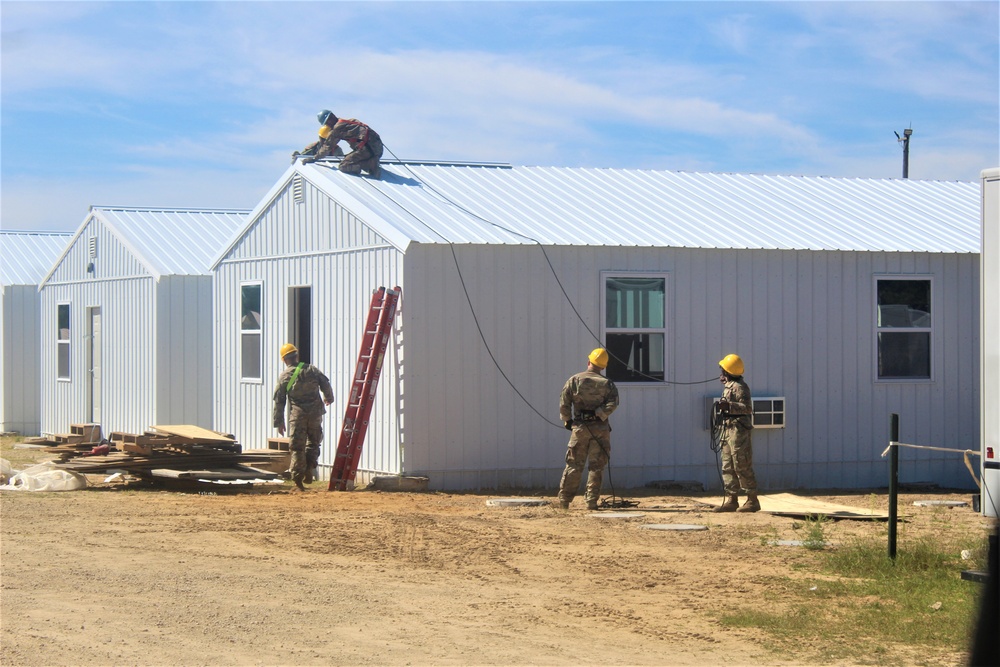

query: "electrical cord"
(310, 153), (720, 505)
(373, 148), (717, 388)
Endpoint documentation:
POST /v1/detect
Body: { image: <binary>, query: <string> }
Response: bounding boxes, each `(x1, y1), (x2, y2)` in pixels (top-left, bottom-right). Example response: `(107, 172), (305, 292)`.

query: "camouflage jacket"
(272, 363), (335, 428)
(559, 370), (619, 423)
(313, 118), (381, 158)
(720, 377), (753, 430)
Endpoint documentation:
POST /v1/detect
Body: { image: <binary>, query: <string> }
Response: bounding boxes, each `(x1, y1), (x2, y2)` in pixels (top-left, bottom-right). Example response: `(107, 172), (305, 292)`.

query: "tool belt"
(575, 410), (600, 422)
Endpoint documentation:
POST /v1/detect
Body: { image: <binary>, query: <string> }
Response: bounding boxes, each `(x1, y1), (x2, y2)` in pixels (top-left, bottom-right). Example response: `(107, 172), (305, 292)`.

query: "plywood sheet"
(150, 425), (234, 442)
(759, 493), (891, 520)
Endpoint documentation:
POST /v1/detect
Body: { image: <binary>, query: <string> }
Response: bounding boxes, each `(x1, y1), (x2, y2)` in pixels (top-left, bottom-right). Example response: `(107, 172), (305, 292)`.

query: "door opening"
(289, 287), (312, 364)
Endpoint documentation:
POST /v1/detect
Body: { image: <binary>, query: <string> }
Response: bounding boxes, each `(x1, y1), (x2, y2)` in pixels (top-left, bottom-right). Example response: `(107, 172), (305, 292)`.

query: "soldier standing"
(295, 109), (383, 179)
(713, 354), (760, 512)
(273, 343), (335, 491)
(557, 348), (620, 510)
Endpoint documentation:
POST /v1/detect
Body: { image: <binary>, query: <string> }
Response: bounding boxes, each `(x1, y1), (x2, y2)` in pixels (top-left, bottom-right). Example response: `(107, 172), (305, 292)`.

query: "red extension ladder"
(329, 286), (401, 490)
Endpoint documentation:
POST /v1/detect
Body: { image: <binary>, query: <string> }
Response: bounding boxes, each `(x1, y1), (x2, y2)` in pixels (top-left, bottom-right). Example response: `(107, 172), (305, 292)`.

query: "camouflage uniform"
(272, 363), (335, 484)
(718, 376), (757, 495)
(558, 369), (620, 507)
(308, 118), (383, 177)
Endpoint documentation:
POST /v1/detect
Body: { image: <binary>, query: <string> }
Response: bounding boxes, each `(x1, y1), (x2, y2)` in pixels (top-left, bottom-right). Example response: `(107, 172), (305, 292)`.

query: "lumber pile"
(38, 424), (286, 488)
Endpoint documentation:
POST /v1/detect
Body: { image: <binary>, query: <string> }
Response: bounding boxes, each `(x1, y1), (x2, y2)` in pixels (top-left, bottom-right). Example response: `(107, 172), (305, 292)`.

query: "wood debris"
(36, 423), (287, 489)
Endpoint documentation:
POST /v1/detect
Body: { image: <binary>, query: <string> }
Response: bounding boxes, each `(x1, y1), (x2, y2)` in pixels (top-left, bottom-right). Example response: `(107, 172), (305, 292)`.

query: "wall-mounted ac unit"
(706, 396), (786, 430)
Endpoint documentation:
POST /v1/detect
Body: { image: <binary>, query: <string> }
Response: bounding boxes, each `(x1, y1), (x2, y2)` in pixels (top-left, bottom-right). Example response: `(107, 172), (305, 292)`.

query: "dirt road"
(0, 480), (988, 667)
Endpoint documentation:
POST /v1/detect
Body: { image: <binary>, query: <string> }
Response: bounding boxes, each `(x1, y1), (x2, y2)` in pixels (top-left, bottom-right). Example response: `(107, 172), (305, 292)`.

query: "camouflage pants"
(719, 424), (757, 494)
(558, 422), (611, 504)
(340, 136), (383, 176)
(288, 409), (324, 481)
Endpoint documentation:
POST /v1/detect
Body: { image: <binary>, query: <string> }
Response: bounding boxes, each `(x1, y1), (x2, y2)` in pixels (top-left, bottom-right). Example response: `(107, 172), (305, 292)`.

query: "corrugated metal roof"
(0, 231), (73, 286)
(300, 161), (981, 253)
(91, 207), (250, 277)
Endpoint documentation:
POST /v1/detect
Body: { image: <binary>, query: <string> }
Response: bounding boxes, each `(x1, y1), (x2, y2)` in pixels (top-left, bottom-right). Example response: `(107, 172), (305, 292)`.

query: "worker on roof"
(273, 343), (335, 491)
(557, 348), (620, 511)
(294, 109), (384, 179)
(712, 354), (760, 513)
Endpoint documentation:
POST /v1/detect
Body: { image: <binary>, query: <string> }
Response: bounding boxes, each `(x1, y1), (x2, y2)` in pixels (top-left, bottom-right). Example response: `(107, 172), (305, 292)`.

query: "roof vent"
(89, 236), (97, 258)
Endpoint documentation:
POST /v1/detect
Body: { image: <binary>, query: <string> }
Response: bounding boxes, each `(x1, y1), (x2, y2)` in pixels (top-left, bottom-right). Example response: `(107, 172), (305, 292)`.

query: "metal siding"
(214, 182), (404, 472)
(37, 209), (235, 438)
(0, 285), (43, 435)
(156, 276), (214, 427)
(398, 244), (977, 491)
(40, 277), (157, 436)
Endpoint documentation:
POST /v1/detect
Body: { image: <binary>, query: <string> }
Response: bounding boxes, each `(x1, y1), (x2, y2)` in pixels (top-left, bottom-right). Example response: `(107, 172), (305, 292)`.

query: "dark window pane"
(878, 331), (930, 378)
(241, 285), (262, 331)
(58, 304), (70, 340)
(605, 332), (664, 382)
(877, 280), (930, 328)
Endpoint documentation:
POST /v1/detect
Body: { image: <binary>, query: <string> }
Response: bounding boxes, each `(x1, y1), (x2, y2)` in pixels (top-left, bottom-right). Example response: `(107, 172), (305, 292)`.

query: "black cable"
(374, 148), (717, 388)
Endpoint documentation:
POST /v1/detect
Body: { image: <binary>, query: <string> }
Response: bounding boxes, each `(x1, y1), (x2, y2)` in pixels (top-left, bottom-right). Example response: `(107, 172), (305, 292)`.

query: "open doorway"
(289, 286), (312, 364)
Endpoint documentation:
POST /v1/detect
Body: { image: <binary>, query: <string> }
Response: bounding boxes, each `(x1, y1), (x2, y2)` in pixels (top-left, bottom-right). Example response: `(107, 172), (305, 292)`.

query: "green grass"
(720, 533), (988, 665)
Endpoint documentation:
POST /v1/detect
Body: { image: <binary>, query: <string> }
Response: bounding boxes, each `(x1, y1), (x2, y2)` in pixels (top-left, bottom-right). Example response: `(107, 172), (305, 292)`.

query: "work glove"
(564, 420), (573, 431)
(291, 151), (300, 164)
(717, 399), (730, 413)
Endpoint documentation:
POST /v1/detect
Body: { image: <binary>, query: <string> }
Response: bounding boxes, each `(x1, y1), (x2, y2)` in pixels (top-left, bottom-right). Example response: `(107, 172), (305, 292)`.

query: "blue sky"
(2, 1), (998, 232)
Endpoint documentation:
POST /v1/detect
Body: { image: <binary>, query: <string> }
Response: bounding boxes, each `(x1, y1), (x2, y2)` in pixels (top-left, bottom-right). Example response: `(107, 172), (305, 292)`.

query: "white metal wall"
(981, 168), (999, 518)
(214, 177), (406, 476)
(39, 216), (217, 436)
(401, 243), (980, 491)
(1, 285), (44, 435)
(155, 275), (215, 428)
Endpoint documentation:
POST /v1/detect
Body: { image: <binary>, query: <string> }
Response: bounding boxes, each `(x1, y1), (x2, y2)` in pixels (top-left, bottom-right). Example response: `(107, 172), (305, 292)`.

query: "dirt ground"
(0, 470), (993, 667)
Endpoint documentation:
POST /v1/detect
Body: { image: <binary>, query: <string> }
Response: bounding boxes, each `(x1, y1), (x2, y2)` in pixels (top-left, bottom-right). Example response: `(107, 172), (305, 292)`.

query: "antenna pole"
(899, 128), (913, 179)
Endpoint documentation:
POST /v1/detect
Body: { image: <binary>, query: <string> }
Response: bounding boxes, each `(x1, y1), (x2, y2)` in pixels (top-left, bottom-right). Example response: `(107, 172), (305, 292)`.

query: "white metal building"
(0, 231), (73, 435)
(39, 207), (248, 437)
(213, 161), (981, 492)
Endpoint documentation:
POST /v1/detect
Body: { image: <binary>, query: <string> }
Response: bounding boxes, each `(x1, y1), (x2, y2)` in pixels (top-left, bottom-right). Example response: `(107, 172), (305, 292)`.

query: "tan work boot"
(738, 494), (761, 513)
(713, 494), (739, 512)
(557, 499), (570, 510)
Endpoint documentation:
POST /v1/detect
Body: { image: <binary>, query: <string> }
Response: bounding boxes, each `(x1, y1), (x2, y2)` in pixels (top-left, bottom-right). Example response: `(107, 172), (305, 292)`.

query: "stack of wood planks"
(37, 424), (287, 488)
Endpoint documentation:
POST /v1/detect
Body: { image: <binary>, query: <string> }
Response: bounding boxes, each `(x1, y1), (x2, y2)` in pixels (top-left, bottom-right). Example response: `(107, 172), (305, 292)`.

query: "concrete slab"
(913, 500), (967, 507)
(639, 524), (708, 531)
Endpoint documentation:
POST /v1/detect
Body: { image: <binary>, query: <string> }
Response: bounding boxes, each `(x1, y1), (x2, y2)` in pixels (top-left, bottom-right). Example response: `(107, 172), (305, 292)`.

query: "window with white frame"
(876, 277), (931, 380)
(241, 284), (262, 380)
(57, 303), (70, 379)
(603, 274), (666, 382)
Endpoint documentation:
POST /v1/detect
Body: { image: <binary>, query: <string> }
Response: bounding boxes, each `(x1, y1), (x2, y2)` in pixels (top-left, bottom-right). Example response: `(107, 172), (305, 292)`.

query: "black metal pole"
(902, 129), (912, 179)
(888, 413), (899, 560)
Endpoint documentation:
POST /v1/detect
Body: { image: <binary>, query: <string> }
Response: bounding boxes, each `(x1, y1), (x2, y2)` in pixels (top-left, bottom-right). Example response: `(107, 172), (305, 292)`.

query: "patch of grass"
(800, 514), (829, 550)
(720, 532), (987, 665)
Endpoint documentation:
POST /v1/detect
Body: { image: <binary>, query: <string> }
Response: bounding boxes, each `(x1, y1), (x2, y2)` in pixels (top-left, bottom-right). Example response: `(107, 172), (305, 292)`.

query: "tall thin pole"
(888, 413), (899, 560)
(899, 128), (913, 179)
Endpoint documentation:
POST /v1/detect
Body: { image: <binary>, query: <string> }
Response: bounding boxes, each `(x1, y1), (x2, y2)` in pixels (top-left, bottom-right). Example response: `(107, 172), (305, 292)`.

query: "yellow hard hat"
(588, 348), (609, 369)
(719, 354), (744, 376)
(318, 124), (333, 140)
(279, 343), (298, 359)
